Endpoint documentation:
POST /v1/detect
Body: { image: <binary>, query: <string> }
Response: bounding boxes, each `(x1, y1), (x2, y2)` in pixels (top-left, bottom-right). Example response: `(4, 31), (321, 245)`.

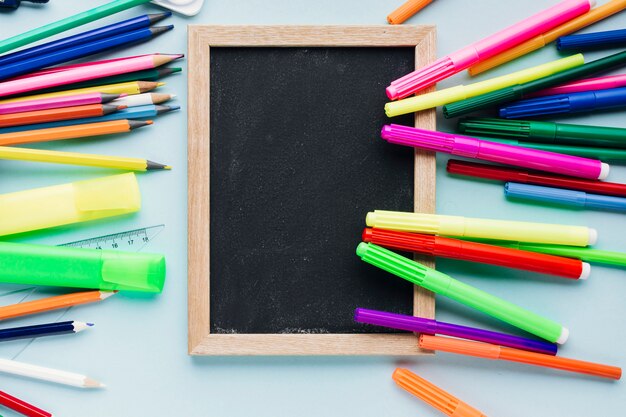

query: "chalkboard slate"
(209, 47), (416, 334)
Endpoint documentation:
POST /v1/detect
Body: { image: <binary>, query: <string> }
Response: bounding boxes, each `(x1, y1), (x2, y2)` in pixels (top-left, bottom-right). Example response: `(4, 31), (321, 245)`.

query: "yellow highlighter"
(385, 54), (584, 117)
(366, 210), (596, 247)
(0, 173), (140, 236)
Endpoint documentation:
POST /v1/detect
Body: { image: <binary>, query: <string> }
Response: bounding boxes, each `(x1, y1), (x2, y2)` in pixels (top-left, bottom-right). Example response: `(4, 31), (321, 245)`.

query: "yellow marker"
(0, 81), (162, 104)
(366, 210), (596, 247)
(385, 54), (584, 117)
(0, 173), (140, 236)
(469, 0), (626, 75)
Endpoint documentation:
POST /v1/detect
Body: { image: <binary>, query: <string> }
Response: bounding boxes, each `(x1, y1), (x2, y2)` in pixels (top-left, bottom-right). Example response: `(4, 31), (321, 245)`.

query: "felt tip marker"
(381, 124), (609, 180)
(355, 308), (558, 355)
(386, 0), (593, 99)
(356, 242), (569, 343)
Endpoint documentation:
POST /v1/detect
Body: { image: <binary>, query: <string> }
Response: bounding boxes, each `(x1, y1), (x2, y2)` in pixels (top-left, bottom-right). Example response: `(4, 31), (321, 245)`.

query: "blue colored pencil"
(0, 25), (173, 81)
(0, 12), (171, 67)
(0, 321), (92, 342)
(0, 104), (180, 133)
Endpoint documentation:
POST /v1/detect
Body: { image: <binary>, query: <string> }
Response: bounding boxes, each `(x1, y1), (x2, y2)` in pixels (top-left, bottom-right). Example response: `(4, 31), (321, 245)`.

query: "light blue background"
(0, 1), (624, 416)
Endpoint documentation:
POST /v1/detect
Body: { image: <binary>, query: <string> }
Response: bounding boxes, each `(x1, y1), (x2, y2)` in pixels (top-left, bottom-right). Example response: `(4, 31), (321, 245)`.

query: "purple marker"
(355, 308), (558, 356)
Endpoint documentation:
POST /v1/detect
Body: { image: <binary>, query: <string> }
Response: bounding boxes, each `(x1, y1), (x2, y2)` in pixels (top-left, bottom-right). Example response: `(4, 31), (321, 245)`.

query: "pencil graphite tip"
(146, 160), (171, 171)
(148, 11), (173, 25)
(129, 120), (153, 130)
(100, 93), (122, 104)
(150, 25), (175, 37)
(102, 104), (122, 115)
(155, 104), (180, 114)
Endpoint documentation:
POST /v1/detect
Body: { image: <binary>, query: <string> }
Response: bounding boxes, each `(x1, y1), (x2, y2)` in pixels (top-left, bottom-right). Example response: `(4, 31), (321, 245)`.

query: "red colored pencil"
(363, 227), (589, 279)
(0, 390), (52, 417)
(447, 159), (626, 198)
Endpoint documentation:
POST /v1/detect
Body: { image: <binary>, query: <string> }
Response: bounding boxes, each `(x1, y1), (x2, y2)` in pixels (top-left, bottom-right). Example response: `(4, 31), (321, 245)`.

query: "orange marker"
(0, 119), (152, 146)
(393, 368), (487, 417)
(387, 0), (434, 25)
(419, 335), (622, 380)
(0, 103), (125, 128)
(0, 290), (115, 321)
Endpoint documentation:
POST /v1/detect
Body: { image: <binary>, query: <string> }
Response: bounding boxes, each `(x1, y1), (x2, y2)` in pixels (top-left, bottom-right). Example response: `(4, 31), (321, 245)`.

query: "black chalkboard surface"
(209, 47), (416, 334)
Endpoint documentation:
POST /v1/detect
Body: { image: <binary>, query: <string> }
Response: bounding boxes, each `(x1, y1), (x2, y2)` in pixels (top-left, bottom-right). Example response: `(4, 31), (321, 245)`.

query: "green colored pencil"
(0, 0), (152, 55)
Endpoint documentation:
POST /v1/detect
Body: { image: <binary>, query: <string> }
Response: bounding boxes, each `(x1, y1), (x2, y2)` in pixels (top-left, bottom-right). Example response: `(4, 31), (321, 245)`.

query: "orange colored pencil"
(0, 104), (124, 128)
(388, 0), (434, 25)
(0, 290), (115, 321)
(393, 368), (487, 417)
(419, 335), (622, 380)
(0, 119), (152, 146)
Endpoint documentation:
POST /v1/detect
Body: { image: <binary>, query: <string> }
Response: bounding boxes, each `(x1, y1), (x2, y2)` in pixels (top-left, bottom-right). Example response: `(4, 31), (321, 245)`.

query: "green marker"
(458, 118), (626, 149)
(356, 242), (568, 344)
(0, 0), (152, 55)
(443, 50), (626, 118)
(469, 135), (626, 161)
(464, 239), (626, 268)
(0, 242), (165, 293)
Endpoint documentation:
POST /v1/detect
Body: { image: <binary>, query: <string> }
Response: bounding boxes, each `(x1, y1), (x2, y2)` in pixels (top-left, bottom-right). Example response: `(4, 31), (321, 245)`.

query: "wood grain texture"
(188, 25), (437, 355)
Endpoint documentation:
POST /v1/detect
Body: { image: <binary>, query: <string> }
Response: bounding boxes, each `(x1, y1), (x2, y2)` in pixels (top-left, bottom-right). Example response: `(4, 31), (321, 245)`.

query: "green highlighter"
(464, 239), (626, 268)
(469, 135), (626, 161)
(458, 118), (626, 149)
(356, 242), (568, 344)
(443, 49), (626, 118)
(0, 242), (165, 293)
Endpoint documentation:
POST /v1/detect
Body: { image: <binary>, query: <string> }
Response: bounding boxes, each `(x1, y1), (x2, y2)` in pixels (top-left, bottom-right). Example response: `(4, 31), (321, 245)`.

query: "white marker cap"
(557, 327), (570, 345)
(588, 228), (598, 245)
(598, 163), (610, 180)
(578, 262), (591, 280)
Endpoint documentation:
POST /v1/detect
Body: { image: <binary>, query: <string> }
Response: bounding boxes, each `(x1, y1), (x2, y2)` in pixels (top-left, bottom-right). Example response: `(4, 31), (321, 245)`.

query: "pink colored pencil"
(0, 92), (124, 114)
(9, 54), (153, 81)
(0, 54), (182, 98)
(528, 74), (626, 97)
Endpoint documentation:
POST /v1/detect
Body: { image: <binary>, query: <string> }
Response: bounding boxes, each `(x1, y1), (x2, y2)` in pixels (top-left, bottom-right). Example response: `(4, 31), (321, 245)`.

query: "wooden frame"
(188, 25), (437, 355)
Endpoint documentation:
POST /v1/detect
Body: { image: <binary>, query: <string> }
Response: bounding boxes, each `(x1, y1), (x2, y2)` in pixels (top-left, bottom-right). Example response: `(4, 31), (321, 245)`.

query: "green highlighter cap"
(356, 242), (567, 343)
(444, 49), (626, 118)
(0, 242), (165, 293)
(459, 118), (626, 149)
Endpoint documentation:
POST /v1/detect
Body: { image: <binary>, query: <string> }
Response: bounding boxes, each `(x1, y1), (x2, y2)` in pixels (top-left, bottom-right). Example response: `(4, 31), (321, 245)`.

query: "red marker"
(362, 228), (589, 280)
(0, 390), (52, 417)
(447, 159), (626, 198)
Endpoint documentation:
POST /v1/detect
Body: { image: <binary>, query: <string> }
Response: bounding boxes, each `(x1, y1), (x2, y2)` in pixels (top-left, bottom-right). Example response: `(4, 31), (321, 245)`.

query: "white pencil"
(0, 358), (104, 388)
(113, 92), (175, 107)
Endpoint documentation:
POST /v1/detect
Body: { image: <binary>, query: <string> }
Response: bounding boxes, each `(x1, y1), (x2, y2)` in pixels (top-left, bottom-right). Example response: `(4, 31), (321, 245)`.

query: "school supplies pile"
(372, 0), (625, 415)
(0, 2), (179, 415)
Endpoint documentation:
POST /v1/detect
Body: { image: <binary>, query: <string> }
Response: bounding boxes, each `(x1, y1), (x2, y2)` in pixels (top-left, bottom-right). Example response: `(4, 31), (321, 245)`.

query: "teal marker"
(356, 242), (568, 344)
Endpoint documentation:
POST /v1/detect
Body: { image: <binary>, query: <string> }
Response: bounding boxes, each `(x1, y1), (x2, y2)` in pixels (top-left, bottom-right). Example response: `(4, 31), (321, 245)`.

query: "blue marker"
(558, 28), (626, 51)
(0, 12), (171, 66)
(505, 182), (626, 212)
(499, 87), (626, 118)
(0, 104), (179, 134)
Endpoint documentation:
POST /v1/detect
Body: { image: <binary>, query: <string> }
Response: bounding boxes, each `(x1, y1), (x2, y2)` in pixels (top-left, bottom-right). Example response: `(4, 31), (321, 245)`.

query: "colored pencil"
(0, 81), (162, 104)
(0, 104), (124, 128)
(0, 357), (104, 388)
(0, 92), (121, 115)
(114, 92), (175, 107)
(37, 67), (180, 94)
(0, 105), (179, 133)
(0, 120), (152, 146)
(0, 321), (92, 342)
(0, 146), (171, 171)
(0, 0), (153, 54)
(420, 334), (622, 380)
(14, 54), (153, 78)
(0, 27), (173, 81)
(0, 54), (182, 98)
(0, 290), (115, 320)
(387, 0), (434, 25)
(0, 12), (171, 67)
(0, 390), (53, 417)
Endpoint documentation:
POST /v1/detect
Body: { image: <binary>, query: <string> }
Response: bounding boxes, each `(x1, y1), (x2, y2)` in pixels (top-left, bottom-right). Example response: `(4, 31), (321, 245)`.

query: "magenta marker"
(355, 308), (558, 356)
(529, 73), (626, 97)
(386, 0), (594, 100)
(381, 124), (609, 180)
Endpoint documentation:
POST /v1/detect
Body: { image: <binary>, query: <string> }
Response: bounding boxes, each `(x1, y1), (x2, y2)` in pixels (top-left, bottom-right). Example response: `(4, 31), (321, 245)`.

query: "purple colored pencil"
(355, 308), (558, 356)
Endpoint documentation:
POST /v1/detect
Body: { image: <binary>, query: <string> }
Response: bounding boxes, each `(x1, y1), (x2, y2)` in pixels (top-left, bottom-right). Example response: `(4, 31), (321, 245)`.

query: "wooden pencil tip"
(99, 291), (117, 300)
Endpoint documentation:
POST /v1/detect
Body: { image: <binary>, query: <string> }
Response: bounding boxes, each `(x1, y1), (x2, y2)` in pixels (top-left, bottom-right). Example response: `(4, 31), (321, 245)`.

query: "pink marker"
(529, 73), (626, 97)
(381, 124), (609, 180)
(0, 92), (124, 115)
(386, 0), (594, 100)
